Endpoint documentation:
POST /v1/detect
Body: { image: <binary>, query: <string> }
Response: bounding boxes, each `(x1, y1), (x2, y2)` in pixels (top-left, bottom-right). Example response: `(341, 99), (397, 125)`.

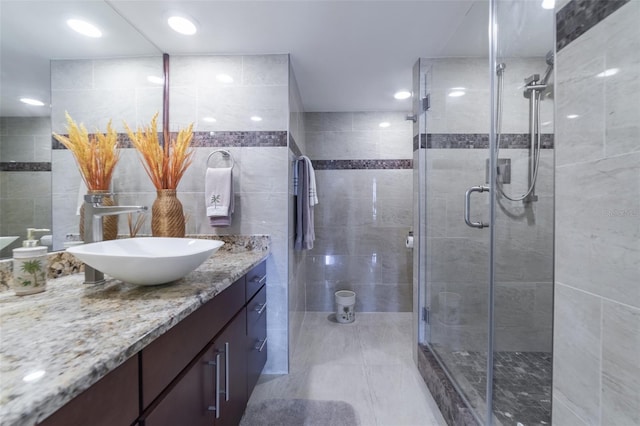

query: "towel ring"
(206, 149), (235, 169)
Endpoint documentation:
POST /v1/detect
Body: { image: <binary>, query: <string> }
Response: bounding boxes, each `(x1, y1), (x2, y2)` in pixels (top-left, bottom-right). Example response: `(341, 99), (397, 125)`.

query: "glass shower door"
(418, 2), (555, 424)
(420, 51), (494, 424)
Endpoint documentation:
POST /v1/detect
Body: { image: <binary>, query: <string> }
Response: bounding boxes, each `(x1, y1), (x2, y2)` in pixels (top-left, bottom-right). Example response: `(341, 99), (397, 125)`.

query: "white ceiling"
(0, 0), (554, 116)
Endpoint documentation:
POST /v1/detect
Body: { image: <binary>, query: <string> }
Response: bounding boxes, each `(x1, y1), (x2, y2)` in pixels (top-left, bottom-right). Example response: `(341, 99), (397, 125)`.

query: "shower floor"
(431, 345), (552, 426)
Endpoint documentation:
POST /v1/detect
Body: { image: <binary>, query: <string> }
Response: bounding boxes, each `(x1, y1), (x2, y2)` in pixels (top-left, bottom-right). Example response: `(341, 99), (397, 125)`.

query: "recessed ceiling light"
(168, 16), (197, 35)
(541, 0), (555, 9)
(20, 98), (45, 106)
(542, 121), (553, 126)
(67, 19), (102, 38)
(250, 116), (263, 122)
(379, 122), (391, 128)
(216, 74), (234, 83)
(147, 75), (164, 85)
(567, 114), (580, 119)
(394, 91), (411, 100)
(448, 87), (466, 97)
(203, 117), (217, 123)
(596, 68), (619, 78)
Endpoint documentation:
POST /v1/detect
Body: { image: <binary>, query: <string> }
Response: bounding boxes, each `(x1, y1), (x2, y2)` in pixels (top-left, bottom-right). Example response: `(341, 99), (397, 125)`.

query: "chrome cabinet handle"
(224, 342), (230, 402)
(206, 352), (222, 419)
(464, 185), (490, 229)
(254, 302), (267, 316)
(255, 337), (268, 352)
(252, 275), (267, 286)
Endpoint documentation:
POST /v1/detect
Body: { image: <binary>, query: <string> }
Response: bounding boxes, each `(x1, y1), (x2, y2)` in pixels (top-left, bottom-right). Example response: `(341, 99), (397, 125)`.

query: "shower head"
(541, 50), (554, 85)
(545, 50), (554, 66)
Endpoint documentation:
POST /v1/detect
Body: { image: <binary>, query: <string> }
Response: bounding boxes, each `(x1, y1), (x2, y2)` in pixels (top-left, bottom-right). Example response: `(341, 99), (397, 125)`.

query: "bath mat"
(240, 398), (360, 426)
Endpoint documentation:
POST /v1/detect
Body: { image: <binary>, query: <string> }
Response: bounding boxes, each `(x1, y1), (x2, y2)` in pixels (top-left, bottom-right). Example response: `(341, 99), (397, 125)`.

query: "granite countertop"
(0, 245), (269, 426)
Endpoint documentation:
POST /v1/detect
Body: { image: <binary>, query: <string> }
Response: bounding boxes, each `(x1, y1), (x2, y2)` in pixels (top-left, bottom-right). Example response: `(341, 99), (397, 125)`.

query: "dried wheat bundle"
(127, 212), (146, 238)
(53, 112), (120, 190)
(125, 112), (194, 190)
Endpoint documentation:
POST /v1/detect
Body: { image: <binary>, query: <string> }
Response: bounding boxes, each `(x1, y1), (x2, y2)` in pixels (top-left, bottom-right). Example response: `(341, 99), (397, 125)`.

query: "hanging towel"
(294, 155), (318, 206)
(206, 167), (234, 227)
(295, 156), (318, 250)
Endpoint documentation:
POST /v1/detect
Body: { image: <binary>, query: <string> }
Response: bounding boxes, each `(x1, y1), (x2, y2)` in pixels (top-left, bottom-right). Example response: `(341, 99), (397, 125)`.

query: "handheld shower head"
(541, 50), (554, 85)
(545, 50), (554, 66)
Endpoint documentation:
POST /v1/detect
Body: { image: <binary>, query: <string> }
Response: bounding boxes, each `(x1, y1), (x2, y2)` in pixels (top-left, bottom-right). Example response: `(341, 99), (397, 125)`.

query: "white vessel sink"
(0, 236), (19, 251)
(67, 237), (224, 286)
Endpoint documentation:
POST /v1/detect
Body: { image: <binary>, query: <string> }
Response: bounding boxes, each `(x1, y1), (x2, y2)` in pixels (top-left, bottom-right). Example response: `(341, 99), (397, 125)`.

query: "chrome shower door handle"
(464, 185), (490, 229)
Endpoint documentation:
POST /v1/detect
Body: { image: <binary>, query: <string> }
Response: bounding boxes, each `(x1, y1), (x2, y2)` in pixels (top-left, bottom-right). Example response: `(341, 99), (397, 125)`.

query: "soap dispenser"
(12, 228), (50, 296)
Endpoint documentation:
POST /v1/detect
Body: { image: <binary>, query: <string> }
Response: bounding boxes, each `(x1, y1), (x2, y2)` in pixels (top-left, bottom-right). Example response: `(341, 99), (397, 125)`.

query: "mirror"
(0, 1), (162, 258)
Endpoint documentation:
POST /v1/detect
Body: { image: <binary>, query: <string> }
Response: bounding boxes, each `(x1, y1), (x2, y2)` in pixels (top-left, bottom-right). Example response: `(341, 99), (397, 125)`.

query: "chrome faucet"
(82, 193), (148, 284)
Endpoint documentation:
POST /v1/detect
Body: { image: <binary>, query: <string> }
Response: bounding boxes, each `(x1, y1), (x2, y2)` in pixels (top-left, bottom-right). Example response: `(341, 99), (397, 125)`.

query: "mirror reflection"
(0, 1), (162, 258)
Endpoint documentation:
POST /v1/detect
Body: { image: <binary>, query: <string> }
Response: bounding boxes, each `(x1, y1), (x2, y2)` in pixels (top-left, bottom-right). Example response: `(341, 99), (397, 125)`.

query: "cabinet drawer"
(246, 285), (267, 394)
(141, 277), (245, 408)
(39, 356), (139, 426)
(245, 261), (266, 302)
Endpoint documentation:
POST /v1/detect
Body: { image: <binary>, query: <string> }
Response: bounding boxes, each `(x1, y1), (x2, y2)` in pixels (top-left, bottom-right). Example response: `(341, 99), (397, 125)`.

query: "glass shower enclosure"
(415, 1), (555, 425)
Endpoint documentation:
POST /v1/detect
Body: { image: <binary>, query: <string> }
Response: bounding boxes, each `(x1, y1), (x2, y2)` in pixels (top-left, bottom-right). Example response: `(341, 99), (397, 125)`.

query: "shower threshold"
(419, 344), (552, 426)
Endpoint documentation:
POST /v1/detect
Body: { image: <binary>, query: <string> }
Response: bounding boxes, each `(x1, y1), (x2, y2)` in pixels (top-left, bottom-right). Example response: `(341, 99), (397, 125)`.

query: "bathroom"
(1, 0), (638, 425)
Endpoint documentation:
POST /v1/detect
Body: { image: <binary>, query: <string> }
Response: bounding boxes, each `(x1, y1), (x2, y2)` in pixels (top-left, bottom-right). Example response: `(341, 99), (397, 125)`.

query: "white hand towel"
(206, 167), (234, 218)
(297, 156), (318, 206)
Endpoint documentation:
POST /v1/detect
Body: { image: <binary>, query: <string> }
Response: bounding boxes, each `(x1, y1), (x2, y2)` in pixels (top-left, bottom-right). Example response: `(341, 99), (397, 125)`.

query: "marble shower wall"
(304, 112), (414, 312)
(0, 117), (52, 257)
(51, 54), (292, 374)
(419, 57), (554, 353)
(553, 1), (640, 425)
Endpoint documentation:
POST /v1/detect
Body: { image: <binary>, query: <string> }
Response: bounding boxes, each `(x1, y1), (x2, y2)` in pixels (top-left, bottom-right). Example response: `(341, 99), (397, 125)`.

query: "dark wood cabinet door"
(213, 310), (248, 426)
(38, 356), (139, 426)
(143, 347), (217, 426)
(245, 261), (266, 302)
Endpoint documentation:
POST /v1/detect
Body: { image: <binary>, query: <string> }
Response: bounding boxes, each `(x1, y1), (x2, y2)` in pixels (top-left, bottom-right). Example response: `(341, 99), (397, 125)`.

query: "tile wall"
(0, 117), (52, 257)
(288, 62), (307, 358)
(303, 111), (414, 312)
(553, 1), (640, 424)
(50, 54), (292, 374)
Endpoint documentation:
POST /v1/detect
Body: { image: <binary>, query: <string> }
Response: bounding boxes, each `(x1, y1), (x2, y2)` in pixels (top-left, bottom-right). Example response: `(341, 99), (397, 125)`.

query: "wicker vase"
(151, 189), (185, 237)
(80, 190), (118, 241)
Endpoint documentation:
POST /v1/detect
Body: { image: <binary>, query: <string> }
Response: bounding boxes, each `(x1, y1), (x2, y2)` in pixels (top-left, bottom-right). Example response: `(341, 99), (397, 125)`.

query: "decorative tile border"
(0, 162), (51, 172)
(413, 134), (428, 151)
(312, 159), (412, 170)
(191, 131), (287, 148)
(420, 133), (554, 150)
(51, 133), (135, 150)
(557, 0), (630, 52)
(52, 131), (288, 150)
(417, 344), (480, 426)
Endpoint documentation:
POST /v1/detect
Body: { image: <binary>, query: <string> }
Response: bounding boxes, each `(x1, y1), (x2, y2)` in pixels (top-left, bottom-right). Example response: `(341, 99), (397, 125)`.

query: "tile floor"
(244, 312), (447, 426)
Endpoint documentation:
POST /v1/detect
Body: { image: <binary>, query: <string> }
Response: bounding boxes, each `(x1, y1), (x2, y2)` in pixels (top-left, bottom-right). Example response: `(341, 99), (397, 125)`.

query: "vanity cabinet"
(38, 259), (267, 426)
(141, 260), (267, 426)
